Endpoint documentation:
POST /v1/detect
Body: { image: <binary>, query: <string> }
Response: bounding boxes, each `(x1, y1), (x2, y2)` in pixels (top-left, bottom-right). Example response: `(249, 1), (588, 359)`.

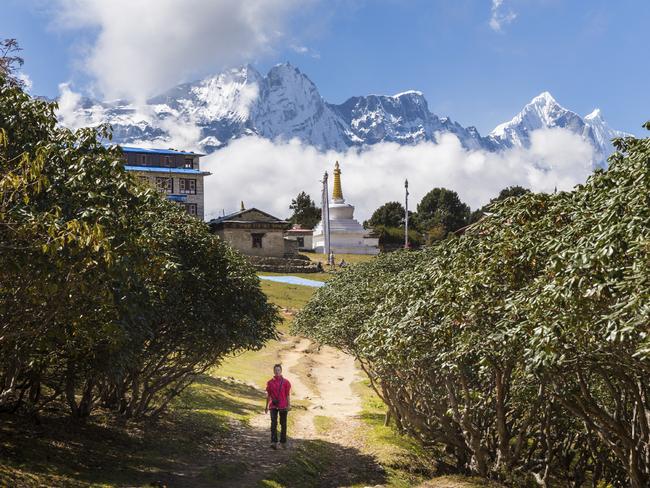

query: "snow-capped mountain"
(490, 91), (627, 165)
(58, 63), (626, 165)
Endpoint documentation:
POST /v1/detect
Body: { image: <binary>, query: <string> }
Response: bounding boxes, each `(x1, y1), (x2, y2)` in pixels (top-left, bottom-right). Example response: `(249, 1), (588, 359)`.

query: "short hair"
(273, 364), (282, 371)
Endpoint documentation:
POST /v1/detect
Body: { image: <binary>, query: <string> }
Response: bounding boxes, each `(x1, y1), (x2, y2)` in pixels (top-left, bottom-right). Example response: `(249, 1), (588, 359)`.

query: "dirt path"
(216, 334), (384, 487)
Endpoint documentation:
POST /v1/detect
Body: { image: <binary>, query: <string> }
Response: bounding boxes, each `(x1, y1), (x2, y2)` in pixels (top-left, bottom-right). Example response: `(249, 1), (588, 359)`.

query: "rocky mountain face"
(59, 63), (626, 165)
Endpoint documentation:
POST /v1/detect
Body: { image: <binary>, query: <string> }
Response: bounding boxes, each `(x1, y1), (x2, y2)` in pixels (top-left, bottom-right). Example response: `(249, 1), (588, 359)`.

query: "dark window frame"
(179, 178), (197, 194)
(251, 233), (264, 248)
(155, 176), (173, 193)
(185, 203), (198, 216)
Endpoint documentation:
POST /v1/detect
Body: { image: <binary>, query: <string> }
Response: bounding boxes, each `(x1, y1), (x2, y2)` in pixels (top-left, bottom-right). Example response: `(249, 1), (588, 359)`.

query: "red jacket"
(266, 376), (291, 410)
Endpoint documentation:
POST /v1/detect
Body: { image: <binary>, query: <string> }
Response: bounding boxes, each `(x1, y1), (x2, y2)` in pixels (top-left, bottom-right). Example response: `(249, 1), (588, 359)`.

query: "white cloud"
(201, 129), (594, 222)
(51, 0), (313, 102)
(290, 44), (321, 59)
(17, 72), (33, 92)
(55, 82), (107, 129)
(490, 0), (517, 32)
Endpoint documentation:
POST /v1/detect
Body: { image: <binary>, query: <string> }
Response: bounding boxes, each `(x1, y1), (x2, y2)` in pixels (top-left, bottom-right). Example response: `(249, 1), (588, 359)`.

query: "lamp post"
(404, 178), (409, 249)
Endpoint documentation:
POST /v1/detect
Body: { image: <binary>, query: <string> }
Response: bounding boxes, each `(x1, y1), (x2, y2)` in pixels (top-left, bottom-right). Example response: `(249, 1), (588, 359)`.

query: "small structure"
(208, 206), (296, 258)
(120, 146), (210, 219)
(312, 162), (379, 255)
(285, 225), (314, 251)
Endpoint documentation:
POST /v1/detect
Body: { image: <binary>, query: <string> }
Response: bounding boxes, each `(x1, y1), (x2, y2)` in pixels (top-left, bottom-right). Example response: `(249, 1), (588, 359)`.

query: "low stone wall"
(247, 255), (321, 273)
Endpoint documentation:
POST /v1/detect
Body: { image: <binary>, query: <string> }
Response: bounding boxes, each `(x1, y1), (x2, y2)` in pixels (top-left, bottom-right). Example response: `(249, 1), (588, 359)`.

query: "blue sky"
(2, 0), (648, 135)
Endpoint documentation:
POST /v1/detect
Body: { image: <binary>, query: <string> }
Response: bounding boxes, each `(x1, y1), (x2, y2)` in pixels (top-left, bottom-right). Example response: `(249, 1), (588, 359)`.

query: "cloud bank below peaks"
(202, 129), (594, 222)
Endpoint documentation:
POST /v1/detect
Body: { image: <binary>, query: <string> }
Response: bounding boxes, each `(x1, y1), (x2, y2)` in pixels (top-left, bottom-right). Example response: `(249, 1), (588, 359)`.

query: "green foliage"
(294, 129), (650, 486)
(372, 225), (424, 248)
(416, 187), (470, 237)
(0, 73), (279, 420)
(288, 191), (321, 229)
(364, 201), (406, 229)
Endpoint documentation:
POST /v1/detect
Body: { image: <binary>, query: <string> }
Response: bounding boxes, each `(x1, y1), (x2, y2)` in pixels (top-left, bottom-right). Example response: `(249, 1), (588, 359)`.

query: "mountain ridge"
(58, 62), (627, 166)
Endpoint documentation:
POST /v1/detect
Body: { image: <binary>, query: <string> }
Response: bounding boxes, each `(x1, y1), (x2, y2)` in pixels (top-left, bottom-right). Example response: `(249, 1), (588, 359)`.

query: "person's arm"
(265, 394), (270, 414)
(286, 384), (291, 411)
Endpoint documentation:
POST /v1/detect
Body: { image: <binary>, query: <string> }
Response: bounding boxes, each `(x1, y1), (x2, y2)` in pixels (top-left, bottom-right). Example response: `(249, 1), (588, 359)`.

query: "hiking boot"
(279, 442), (287, 450)
(270, 442), (278, 449)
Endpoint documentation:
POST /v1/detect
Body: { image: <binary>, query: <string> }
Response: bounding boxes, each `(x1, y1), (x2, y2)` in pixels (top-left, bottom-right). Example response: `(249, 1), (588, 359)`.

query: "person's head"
(273, 364), (282, 377)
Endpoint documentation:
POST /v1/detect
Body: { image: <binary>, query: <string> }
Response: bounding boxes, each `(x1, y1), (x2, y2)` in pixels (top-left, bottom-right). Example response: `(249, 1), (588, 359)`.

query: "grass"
(301, 252), (377, 266)
(259, 279), (318, 311)
(0, 374), (259, 488)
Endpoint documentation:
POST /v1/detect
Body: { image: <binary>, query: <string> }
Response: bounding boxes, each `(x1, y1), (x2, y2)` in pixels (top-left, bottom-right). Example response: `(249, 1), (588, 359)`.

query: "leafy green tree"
(0, 69), (279, 419)
(416, 187), (470, 237)
(295, 128), (650, 485)
(288, 191), (321, 229)
(363, 201), (405, 229)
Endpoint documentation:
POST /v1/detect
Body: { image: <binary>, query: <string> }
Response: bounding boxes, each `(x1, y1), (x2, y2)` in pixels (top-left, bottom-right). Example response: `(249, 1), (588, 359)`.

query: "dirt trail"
(217, 334), (382, 487)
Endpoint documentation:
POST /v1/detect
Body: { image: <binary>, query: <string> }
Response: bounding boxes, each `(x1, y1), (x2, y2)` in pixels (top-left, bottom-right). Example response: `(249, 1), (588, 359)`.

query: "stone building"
(121, 147), (210, 219)
(312, 162), (379, 255)
(208, 207), (297, 258)
(285, 225), (314, 251)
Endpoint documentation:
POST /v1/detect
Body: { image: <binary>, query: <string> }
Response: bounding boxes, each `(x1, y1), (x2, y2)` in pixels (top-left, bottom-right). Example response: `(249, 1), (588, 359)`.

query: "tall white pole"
(322, 171), (331, 256)
(404, 178), (409, 249)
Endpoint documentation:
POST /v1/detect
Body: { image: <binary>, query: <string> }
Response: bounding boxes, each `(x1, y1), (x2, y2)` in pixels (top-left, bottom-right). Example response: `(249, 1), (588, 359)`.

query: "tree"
(0, 69), (279, 419)
(288, 191), (321, 229)
(416, 187), (470, 236)
(363, 201), (405, 229)
(294, 127), (650, 485)
(0, 39), (25, 87)
(469, 185), (531, 223)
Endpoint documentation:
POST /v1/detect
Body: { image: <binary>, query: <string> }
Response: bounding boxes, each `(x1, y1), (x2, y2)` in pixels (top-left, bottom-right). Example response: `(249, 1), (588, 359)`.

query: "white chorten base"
(312, 201), (379, 255)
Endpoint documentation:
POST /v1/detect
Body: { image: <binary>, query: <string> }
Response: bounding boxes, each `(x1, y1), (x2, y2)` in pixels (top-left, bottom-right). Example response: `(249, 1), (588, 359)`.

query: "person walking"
(265, 364), (291, 449)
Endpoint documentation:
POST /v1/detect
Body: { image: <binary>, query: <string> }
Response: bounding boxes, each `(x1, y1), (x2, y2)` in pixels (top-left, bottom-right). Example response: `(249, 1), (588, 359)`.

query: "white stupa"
(312, 162), (379, 255)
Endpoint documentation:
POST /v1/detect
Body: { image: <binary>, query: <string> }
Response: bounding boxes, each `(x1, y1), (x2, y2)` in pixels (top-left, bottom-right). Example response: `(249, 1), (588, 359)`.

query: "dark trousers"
(270, 409), (288, 443)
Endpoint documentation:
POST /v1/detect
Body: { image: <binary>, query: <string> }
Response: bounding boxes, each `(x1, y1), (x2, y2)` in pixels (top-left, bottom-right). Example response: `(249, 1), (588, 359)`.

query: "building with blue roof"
(119, 146), (211, 220)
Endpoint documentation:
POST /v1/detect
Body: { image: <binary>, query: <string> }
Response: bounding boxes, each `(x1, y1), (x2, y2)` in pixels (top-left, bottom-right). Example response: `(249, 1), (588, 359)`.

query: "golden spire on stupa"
(332, 161), (343, 201)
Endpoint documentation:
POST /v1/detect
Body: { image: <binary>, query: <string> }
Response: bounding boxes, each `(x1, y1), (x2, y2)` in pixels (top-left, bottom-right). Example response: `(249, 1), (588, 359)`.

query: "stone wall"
(215, 228), (287, 257)
(247, 255), (321, 273)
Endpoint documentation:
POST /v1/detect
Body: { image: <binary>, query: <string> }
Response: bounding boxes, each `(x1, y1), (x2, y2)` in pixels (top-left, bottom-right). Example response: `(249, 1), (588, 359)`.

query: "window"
(179, 178), (197, 194)
(183, 157), (194, 169)
(297, 237), (305, 247)
(185, 203), (198, 216)
(164, 156), (172, 166)
(140, 155), (147, 165)
(251, 233), (264, 248)
(155, 176), (173, 193)
(138, 175), (149, 184)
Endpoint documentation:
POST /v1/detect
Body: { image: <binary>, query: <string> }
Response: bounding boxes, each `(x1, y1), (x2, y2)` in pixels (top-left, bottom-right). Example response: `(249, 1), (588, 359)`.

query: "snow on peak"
(530, 91), (557, 105)
(392, 90), (424, 98)
(585, 108), (603, 120)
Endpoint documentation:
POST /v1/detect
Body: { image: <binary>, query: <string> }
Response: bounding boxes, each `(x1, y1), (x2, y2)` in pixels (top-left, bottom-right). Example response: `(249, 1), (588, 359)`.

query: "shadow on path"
(172, 416), (387, 488)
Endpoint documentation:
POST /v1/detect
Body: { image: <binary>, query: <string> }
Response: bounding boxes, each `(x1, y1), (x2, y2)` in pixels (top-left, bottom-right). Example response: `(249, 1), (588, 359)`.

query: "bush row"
(293, 128), (650, 486)
(0, 76), (279, 419)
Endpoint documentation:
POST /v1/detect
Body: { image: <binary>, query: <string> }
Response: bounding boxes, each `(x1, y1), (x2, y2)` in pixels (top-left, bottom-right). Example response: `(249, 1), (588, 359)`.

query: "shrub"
(294, 127), (650, 486)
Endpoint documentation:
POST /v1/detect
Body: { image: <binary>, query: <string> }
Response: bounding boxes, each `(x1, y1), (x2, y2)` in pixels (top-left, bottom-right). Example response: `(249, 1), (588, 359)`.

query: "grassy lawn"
(259, 279), (318, 311)
(301, 252), (377, 266)
(0, 374), (260, 488)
